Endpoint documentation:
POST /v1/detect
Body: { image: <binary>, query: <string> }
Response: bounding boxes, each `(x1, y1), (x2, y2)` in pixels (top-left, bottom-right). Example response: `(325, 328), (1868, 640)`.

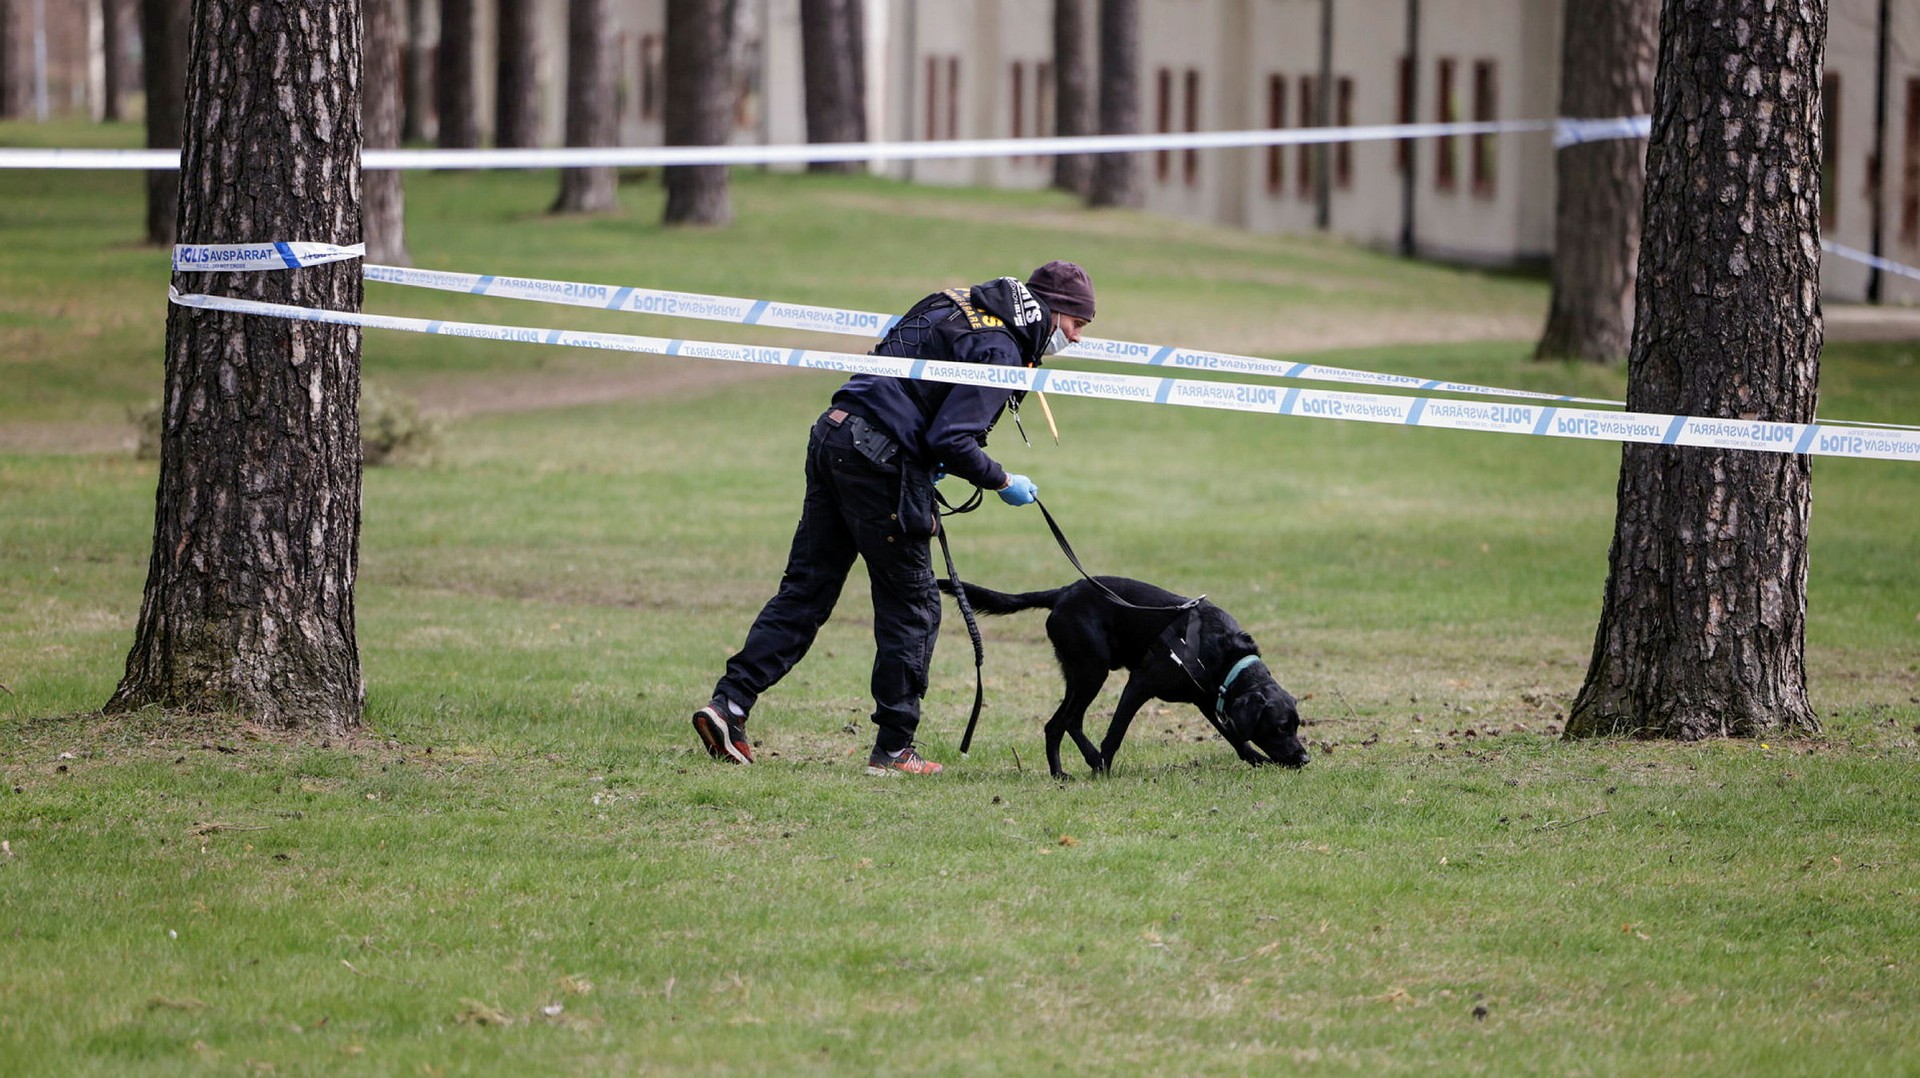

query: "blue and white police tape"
(172, 241), (367, 272)
(360, 263), (1625, 409)
(166, 285), (1920, 464)
(5, 118), (1571, 172)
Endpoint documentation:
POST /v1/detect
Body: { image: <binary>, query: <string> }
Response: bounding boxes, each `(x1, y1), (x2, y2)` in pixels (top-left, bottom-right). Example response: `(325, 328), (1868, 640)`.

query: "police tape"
(361, 262), (1626, 409)
(172, 241), (367, 272)
(166, 284), (1920, 464)
(5, 118), (1567, 172)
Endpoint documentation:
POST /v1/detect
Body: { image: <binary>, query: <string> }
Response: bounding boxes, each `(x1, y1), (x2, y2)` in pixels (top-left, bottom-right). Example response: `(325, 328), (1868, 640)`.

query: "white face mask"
(1043, 327), (1069, 357)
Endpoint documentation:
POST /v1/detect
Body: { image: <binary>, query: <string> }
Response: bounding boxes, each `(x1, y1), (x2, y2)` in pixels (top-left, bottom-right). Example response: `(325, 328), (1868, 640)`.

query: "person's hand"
(997, 474), (1038, 506)
(932, 465), (946, 482)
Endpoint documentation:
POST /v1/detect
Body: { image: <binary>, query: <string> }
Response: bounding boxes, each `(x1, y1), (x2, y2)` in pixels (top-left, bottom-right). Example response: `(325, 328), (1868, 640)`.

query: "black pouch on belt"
(846, 414), (899, 468)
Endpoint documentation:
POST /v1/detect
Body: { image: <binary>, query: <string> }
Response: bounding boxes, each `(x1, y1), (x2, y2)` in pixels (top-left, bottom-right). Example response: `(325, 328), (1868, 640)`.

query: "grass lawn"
(3, 120), (1919, 1075)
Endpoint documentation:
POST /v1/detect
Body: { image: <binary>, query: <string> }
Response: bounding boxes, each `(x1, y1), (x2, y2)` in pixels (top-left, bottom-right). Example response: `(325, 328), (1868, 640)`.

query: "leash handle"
(935, 522), (987, 756)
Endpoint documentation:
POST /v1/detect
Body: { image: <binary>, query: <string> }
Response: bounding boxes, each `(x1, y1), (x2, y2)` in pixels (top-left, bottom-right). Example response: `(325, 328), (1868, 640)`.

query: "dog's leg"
(1095, 678), (1158, 775)
(1044, 672), (1106, 779)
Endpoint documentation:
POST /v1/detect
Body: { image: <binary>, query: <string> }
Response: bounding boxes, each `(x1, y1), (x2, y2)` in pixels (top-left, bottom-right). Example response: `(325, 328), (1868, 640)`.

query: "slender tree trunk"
(101, 0), (126, 120)
(552, 0), (616, 213)
(1534, 0), (1658, 363)
(363, 0), (409, 263)
(0, 0), (20, 118)
(435, 0), (477, 148)
(401, 0), (434, 142)
(798, 0), (861, 173)
(494, 0), (540, 148)
(141, 0), (188, 245)
(110, 0), (365, 734)
(1088, 0), (1139, 208)
(662, 0), (731, 225)
(1566, 0), (1825, 742)
(1052, 0), (1093, 195)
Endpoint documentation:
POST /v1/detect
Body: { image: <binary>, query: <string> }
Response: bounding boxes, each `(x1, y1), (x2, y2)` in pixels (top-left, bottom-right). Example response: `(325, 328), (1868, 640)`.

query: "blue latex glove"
(997, 474), (1038, 506)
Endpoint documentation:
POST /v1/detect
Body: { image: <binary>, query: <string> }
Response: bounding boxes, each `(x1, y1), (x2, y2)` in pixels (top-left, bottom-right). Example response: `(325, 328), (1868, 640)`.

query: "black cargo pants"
(711, 408), (942, 753)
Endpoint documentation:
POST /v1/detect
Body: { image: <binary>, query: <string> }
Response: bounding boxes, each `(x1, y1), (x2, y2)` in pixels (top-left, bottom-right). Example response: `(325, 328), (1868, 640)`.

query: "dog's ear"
(1231, 630), (1259, 657)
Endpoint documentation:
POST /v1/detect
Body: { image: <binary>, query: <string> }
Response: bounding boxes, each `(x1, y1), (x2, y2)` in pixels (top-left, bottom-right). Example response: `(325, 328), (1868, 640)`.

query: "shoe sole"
(693, 708), (752, 765)
(865, 762), (942, 776)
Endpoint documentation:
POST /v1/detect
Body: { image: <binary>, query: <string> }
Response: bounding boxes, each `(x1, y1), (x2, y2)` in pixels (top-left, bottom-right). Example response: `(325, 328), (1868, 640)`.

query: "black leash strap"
(933, 488), (988, 756)
(1034, 497), (1202, 614)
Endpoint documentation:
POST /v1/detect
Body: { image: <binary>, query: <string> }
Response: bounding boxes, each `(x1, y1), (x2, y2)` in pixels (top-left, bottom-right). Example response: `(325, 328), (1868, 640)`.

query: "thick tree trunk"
(1088, 0), (1139, 208)
(1052, 0), (1093, 195)
(110, 0), (365, 734)
(141, 0), (188, 245)
(494, 0), (540, 148)
(363, 0), (410, 263)
(401, 0), (434, 142)
(661, 0), (731, 225)
(435, 0), (478, 148)
(1566, 0), (1824, 741)
(1534, 0), (1657, 364)
(101, 0), (127, 120)
(552, 0), (616, 213)
(798, 0), (862, 174)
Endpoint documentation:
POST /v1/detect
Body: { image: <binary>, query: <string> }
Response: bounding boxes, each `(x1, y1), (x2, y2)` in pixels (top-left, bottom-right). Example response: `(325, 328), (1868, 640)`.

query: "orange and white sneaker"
(692, 701), (753, 764)
(865, 746), (943, 776)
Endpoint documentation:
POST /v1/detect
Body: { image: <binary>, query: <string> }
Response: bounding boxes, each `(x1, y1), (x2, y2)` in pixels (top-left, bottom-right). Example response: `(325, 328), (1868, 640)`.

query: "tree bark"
(661, 0), (731, 226)
(435, 0), (477, 148)
(552, 0), (616, 213)
(401, 0), (434, 142)
(1052, 0), (1093, 195)
(798, 0), (862, 174)
(1534, 0), (1658, 364)
(363, 0), (410, 263)
(1088, 0), (1139, 208)
(141, 0), (188, 245)
(494, 0), (540, 148)
(101, 0), (127, 121)
(110, 0), (365, 734)
(1566, 0), (1825, 742)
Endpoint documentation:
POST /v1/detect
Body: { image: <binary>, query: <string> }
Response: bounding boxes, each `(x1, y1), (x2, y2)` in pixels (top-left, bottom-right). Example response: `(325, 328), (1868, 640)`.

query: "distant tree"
(1087, 0), (1139, 208)
(1052, 0), (1093, 195)
(141, 0), (188, 245)
(495, 0), (540, 148)
(110, 0), (366, 733)
(435, 0), (478, 148)
(0, 0), (19, 118)
(1566, 0), (1825, 742)
(551, 0), (616, 213)
(101, 0), (128, 121)
(798, 0), (864, 174)
(364, 0), (410, 263)
(662, 0), (731, 225)
(1534, 0), (1658, 363)
(402, 0), (434, 142)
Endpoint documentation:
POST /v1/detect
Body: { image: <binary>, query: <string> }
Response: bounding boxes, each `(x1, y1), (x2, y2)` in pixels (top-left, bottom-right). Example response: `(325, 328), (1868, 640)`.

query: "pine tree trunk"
(1566, 0), (1824, 742)
(401, 0), (435, 142)
(364, 0), (410, 264)
(1088, 0), (1139, 208)
(109, 0), (366, 734)
(1052, 0), (1093, 195)
(494, 0), (540, 148)
(798, 0), (861, 174)
(552, 0), (616, 213)
(1534, 0), (1657, 364)
(435, 0), (478, 148)
(662, 0), (731, 226)
(141, 0), (188, 245)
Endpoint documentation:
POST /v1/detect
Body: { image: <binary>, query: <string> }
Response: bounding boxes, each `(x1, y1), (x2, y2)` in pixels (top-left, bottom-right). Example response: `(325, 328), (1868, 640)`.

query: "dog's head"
(1223, 671), (1310, 769)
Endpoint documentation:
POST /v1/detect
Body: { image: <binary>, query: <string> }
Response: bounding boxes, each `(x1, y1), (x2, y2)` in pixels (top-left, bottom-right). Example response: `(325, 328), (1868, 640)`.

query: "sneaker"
(692, 701), (753, 764)
(865, 746), (943, 776)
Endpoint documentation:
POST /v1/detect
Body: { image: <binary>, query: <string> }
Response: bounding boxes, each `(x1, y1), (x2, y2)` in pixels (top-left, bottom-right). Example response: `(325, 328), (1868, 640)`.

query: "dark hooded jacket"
(829, 276), (1053, 491)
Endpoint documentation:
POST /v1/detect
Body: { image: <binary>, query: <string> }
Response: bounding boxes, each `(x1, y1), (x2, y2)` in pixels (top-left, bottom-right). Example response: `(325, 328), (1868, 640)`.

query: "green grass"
(4, 120), (1920, 1075)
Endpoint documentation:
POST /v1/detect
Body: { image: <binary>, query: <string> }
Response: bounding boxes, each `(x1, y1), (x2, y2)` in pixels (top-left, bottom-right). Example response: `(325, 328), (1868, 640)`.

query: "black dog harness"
(1160, 604), (1265, 741)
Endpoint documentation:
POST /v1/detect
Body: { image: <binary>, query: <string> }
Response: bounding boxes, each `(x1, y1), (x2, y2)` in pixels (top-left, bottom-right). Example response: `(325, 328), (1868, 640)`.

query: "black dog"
(941, 576), (1309, 778)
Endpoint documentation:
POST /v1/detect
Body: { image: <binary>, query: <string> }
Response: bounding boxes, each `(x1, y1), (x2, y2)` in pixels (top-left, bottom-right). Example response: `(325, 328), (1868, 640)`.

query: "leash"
(933, 485), (990, 756)
(1033, 497), (1203, 614)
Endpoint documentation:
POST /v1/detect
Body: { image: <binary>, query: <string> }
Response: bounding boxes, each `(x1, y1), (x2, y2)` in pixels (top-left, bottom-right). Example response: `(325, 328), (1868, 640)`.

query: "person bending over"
(691, 261), (1097, 775)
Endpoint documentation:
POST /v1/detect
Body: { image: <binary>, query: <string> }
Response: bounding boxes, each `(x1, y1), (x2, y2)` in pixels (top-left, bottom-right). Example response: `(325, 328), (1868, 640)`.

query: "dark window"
(1822, 71), (1840, 229)
(1184, 68), (1201, 186)
(947, 57), (961, 140)
(1472, 60), (1497, 196)
(1011, 63), (1025, 140)
(1298, 74), (1316, 197)
(924, 56), (938, 139)
(1335, 76), (1354, 189)
(1436, 58), (1457, 192)
(1901, 78), (1920, 245)
(1156, 67), (1173, 182)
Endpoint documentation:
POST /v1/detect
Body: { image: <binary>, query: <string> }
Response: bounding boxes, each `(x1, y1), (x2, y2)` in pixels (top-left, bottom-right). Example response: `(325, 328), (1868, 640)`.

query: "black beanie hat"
(1025, 260), (1097, 322)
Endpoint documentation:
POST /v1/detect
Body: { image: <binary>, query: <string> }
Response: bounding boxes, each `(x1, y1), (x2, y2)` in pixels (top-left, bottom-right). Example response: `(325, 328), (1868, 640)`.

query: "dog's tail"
(936, 579), (1067, 615)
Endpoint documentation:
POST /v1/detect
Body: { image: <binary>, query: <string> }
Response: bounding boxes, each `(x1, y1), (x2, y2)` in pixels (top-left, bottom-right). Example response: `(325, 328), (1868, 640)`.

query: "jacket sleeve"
(922, 330), (1021, 490)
